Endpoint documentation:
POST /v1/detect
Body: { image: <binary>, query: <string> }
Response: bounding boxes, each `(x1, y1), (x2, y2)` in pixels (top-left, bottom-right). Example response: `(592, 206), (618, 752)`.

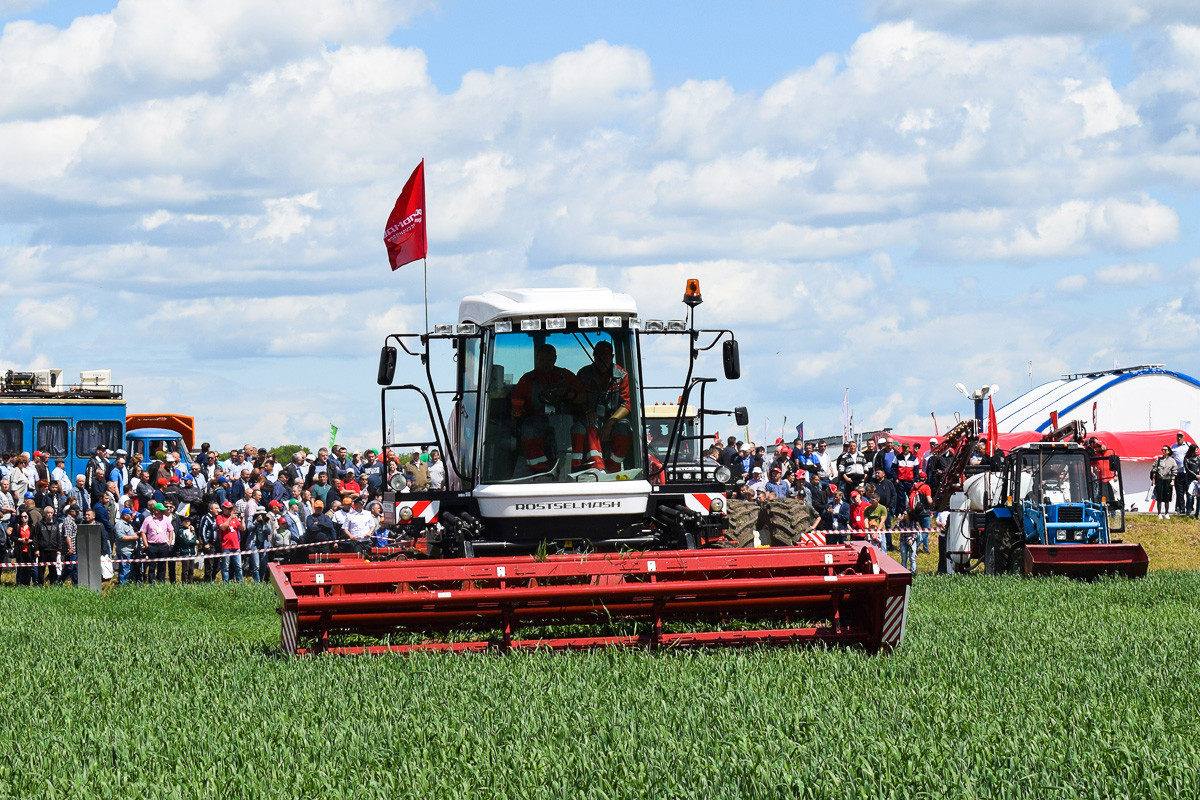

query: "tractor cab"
(1002, 444), (1112, 545)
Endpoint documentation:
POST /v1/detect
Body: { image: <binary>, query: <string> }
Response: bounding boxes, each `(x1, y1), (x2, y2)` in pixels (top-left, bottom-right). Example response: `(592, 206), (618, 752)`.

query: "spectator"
(51, 459), (69, 493)
(1151, 446), (1177, 519)
(33, 506), (62, 586)
(309, 470), (333, 508)
(873, 438), (897, 479)
(10, 453), (30, 502)
(763, 467), (792, 499)
(404, 450), (430, 490)
(1184, 444), (1200, 519)
(198, 502), (221, 582)
(746, 467), (766, 492)
(304, 448), (335, 490)
(908, 473), (933, 552)
(813, 440), (834, 481)
(836, 440), (869, 493)
(84, 446), (109, 504)
(719, 436), (739, 467)
(344, 496), (373, 551)
(176, 518), (199, 583)
(817, 486), (850, 544)
(113, 507), (140, 584)
(217, 501), (243, 582)
(864, 492), (888, 552)
(66, 475), (90, 513)
(848, 489), (868, 537)
(427, 449), (446, 490)
(139, 503), (175, 584)
(11, 509), (36, 586)
(60, 504), (79, 585)
(871, 467), (900, 551)
(1170, 433), (1190, 514)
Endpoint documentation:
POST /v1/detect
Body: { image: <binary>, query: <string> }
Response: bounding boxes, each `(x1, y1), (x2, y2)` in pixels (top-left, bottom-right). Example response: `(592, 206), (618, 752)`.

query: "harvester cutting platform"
(269, 281), (913, 654)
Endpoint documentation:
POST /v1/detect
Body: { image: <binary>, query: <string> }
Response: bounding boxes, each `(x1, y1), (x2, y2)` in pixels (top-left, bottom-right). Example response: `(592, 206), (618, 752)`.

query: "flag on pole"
(1092, 401), (1097, 431)
(384, 160), (427, 271)
(386, 409), (396, 446)
(842, 389), (850, 443)
(795, 422), (804, 443)
(930, 412), (939, 438)
(987, 397), (998, 456)
(329, 423), (339, 449)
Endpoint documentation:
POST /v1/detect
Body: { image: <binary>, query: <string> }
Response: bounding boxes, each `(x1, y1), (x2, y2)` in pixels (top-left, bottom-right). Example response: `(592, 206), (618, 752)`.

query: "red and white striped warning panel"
(797, 530), (827, 547)
(880, 585), (911, 649)
(683, 493), (725, 515)
(282, 609), (299, 656)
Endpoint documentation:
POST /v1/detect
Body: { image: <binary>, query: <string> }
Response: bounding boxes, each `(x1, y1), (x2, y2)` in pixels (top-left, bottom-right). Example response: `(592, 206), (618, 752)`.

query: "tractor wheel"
(983, 520), (1011, 576)
(1010, 544), (1028, 576)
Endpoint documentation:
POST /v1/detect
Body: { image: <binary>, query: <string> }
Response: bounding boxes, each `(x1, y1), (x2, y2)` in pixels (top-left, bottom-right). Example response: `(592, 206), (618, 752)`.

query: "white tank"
(963, 471), (1003, 512)
(946, 492), (973, 571)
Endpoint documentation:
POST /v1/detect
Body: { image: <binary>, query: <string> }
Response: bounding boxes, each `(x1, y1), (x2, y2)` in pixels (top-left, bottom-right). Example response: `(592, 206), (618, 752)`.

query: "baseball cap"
(24, 491), (33, 498)
(115, 449), (127, 456)
(312, 500), (324, 509)
(32, 450), (41, 458)
(221, 500), (233, 509)
(152, 502), (166, 512)
(850, 490), (860, 498)
(121, 507), (134, 516)
(268, 500), (282, 509)
(877, 437), (887, 444)
(751, 467), (763, 474)
(774, 437), (784, 445)
(929, 437), (937, 443)
(287, 499), (299, 507)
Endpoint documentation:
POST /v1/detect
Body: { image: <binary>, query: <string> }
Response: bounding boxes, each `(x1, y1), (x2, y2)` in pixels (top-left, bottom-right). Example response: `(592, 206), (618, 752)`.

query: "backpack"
(909, 484), (931, 513)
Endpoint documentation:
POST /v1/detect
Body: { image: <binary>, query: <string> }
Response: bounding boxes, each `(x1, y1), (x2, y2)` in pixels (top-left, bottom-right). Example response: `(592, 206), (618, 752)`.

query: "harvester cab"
(376, 282), (748, 557)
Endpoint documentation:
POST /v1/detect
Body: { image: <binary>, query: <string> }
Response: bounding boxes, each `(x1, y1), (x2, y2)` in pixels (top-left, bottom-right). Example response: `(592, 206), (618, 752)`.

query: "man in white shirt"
(343, 496), (374, 549)
(427, 449), (446, 490)
(51, 459), (70, 493)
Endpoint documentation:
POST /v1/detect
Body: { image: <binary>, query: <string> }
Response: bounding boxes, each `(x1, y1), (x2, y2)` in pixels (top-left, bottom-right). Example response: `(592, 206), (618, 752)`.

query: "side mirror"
(734, 406), (749, 426)
(722, 339), (741, 380)
(377, 345), (397, 386)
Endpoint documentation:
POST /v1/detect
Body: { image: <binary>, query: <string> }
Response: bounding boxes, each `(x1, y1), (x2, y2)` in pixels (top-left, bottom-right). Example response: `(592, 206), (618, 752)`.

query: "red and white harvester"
(269, 281), (913, 654)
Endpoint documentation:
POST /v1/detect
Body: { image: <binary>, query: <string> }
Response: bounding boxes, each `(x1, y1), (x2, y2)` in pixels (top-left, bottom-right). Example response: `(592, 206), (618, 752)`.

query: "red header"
(384, 160), (427, 271)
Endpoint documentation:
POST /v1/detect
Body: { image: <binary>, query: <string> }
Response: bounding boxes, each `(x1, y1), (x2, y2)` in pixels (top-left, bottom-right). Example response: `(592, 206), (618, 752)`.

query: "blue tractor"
(981, 441), (1147, 578)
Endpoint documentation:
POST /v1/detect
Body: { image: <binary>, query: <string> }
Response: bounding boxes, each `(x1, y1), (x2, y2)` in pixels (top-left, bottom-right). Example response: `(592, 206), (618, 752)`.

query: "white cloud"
(1, 16), (1199, 445)
(870, 0), (1200, 35)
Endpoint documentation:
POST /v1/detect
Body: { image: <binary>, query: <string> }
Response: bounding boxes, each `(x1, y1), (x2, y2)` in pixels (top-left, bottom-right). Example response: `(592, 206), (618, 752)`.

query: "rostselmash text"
(384, 209), (423, 240)
(513, 501), (622, 511)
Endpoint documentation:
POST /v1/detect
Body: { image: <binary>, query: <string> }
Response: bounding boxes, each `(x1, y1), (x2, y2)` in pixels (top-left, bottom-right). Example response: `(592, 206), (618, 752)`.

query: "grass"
(1, 571), (1198, 798)
(911, 514), (1200, 574)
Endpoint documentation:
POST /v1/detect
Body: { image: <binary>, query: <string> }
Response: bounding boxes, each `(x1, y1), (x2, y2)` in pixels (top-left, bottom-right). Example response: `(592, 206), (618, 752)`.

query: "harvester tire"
(765, 498), (818, 547)
(727, 500), (765, 548)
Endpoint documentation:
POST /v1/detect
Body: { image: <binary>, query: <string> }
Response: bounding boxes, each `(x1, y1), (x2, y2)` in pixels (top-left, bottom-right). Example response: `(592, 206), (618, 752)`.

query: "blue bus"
(0, 370), (127, 481)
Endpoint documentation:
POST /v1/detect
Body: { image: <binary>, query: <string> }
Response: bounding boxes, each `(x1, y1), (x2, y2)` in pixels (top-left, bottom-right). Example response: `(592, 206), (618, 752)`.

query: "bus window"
(76, 420), (122, 457)
(0, 421), (21, 454)
(36, 420), (68, 458)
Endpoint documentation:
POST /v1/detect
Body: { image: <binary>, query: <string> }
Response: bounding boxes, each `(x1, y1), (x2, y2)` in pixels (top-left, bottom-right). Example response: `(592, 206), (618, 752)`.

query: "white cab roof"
(458, 288), (638, 325)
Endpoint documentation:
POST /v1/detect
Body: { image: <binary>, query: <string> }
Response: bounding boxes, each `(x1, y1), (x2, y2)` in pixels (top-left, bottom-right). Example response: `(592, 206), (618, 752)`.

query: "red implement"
(270, 545), (913, 656)
(1023, 543), (1149, 579)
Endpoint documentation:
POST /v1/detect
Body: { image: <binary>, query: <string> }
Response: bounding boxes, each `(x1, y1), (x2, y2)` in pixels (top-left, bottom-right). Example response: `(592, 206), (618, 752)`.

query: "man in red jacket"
(575, 340), (633, 473)
(511, 344), (585, 475)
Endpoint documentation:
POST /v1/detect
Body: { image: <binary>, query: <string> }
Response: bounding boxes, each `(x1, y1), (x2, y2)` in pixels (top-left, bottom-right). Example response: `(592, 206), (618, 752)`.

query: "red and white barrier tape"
(0, 537), (369, 569)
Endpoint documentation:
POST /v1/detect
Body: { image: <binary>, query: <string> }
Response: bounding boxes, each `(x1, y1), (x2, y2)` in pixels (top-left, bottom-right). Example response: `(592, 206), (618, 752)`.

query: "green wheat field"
(1, 526), (1198, 799)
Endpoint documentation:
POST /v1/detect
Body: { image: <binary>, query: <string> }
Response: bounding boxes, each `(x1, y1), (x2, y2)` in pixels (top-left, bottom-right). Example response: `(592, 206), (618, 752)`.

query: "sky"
(2, 0), (1199, 452)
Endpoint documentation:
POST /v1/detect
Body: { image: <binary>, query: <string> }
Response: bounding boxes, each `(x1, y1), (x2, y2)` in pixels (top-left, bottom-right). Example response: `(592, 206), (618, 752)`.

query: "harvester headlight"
(545, 317), (566, 331)
(456, 323), (477, 335)
(710, 498), (725, 513)
(644, 319), (665, 332)
(493, 320), (512, 333)
(399, 506), (414, 522)
(1074, 530), (1084, 541)
(714, 466), (731, 483)
(577, 316), (598, 329)
(666, 320), (687, 332)
(432, 323), (454, 335)
(520, 318), (541, 331)
(1056, 530), (1067, 542)
(604, 315), (625, 329)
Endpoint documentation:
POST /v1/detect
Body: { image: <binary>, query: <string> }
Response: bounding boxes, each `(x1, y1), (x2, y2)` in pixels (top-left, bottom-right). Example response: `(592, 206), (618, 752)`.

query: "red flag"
(384, 160), (427, 271)
(987, 397), (998, 456)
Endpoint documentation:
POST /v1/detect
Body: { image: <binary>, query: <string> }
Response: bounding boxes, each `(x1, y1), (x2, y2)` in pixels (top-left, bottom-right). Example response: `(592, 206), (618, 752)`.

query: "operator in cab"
(511, 344), (585, 474)
(575, 340), (633, 474)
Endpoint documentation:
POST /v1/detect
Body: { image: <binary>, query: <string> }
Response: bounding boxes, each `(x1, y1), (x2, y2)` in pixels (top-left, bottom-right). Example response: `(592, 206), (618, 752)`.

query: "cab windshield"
(1017, 452), (1090, 505)
(480, 327), (642, 483)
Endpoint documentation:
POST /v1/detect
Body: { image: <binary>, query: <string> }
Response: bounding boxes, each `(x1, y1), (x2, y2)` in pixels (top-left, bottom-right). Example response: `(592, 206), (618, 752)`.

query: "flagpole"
(423, 258), (430, 334)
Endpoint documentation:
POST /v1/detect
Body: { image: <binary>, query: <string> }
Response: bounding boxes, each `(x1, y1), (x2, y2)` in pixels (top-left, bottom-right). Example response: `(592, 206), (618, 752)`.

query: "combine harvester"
(270, 281), (913, 654)
(935, 417), (1148, 578)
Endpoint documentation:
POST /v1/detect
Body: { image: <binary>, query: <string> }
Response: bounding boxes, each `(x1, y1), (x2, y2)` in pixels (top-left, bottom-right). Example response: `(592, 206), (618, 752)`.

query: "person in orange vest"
(575, 340), (633, 473)
(511, 344), (585, 474)
(1087, 437), (1119, 506)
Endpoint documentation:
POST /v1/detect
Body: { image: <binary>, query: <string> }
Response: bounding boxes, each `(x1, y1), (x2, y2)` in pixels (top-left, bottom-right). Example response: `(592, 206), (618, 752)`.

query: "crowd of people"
(706, 434), (961, 573)
(4, 428), (1193, 587)
(0, 442), (446, 587)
